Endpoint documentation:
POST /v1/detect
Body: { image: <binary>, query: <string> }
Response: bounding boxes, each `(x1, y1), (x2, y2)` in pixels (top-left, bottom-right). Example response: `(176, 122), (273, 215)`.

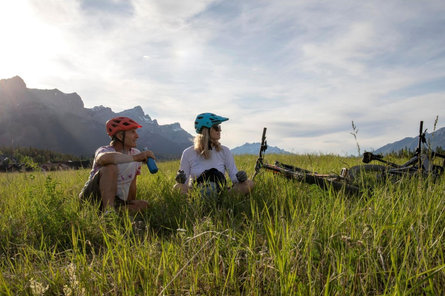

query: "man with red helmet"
(79, 116), (156, 213)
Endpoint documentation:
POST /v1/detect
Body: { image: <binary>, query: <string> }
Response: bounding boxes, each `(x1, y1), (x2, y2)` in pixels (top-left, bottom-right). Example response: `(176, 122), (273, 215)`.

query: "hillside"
(374, 126), (445, 154)
(0, 76), (193, 158)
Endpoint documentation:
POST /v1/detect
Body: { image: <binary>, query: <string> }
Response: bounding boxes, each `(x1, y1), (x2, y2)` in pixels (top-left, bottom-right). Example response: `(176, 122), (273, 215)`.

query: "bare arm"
(95, 150), (155, 166)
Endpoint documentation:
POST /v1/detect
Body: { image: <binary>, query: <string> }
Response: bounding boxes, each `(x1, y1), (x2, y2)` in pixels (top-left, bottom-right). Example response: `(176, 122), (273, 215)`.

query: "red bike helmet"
(106, 117), (142, 137)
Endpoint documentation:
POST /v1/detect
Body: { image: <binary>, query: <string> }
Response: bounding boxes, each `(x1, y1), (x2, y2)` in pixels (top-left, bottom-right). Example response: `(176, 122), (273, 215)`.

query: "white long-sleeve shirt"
(179, 145), (238, 185)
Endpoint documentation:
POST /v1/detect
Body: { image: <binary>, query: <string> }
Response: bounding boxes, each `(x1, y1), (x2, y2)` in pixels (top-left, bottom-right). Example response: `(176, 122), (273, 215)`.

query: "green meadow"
(1, 154), (444, 295)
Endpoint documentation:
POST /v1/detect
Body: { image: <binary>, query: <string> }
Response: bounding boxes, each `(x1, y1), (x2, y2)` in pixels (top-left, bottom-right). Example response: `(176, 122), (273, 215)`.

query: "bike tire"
(347, 164), (389, 185)
(263, 163), (360, 195)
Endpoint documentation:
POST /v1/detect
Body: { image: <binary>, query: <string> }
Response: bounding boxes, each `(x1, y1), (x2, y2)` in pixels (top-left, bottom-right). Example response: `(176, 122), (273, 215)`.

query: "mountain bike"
(346, 121), (445, 185)
(252, 121), (445, 195)
(252, 128), (360, 195)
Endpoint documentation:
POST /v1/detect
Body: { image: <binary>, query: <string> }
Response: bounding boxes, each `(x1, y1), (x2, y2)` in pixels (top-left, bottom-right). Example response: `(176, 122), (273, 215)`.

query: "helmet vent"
(105, 116), (142, 137)
(194, 112), (228, 134)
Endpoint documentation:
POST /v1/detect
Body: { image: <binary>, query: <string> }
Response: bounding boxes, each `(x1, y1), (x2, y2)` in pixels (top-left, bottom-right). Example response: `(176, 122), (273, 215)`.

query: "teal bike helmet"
(194, 113), (229, 134)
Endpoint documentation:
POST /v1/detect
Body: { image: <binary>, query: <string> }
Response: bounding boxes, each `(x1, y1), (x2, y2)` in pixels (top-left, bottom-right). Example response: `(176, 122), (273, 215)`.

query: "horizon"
(3, 74), (442, 156)
(1, 1), (444, 155)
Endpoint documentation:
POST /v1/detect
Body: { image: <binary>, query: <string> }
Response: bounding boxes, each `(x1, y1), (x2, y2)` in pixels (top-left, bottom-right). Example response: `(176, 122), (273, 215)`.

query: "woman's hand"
(236, 170), (248, 183)
(175, 170), (187, 184)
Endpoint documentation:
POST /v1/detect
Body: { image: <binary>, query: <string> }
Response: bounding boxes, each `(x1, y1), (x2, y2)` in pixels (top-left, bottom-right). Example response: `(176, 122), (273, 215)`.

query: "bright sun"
(0, 1), (66, 81)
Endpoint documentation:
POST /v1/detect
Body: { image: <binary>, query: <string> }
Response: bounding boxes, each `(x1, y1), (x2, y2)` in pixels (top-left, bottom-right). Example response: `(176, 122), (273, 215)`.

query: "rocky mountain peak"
(0, 76), (193, 158)
(28, 88), (85, 114)
(117, 105), (152, 123)
(0, 76), (26, 91)
(91, 105), (112, 112)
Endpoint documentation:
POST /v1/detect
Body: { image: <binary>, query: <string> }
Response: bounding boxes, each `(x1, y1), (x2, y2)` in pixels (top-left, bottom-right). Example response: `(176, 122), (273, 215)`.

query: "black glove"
(175, 170), (187, 184)
(236, 170), (248, 183)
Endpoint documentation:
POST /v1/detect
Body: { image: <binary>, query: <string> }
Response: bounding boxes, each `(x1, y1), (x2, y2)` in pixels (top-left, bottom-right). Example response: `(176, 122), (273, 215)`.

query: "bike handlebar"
(253, 127), (268, 180)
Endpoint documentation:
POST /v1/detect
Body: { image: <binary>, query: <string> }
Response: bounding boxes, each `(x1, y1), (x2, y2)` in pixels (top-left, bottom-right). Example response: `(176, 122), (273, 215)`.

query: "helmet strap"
(122, 131), (127, 154)
(113, 131), (127, 154)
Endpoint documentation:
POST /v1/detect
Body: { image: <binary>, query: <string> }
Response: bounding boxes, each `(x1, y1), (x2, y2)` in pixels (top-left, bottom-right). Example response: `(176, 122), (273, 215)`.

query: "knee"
(231, 179), (254, 195)
(243, 179), (255, 192)
(173, 183), (189, 195)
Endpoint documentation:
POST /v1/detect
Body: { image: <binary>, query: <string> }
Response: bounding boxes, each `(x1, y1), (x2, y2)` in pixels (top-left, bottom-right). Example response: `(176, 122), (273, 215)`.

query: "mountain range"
(231, 142), (292, 155)
(374, 126), (445, 155)
(0, 76), (193, 158)
(231, 126), (445, 156)
(1, 76), (443, 158)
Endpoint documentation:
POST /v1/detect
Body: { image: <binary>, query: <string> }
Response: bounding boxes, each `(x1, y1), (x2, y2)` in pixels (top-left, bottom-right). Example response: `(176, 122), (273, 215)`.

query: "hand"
(134, 150), (155, 162)
(236, 170), (248, 183)
(175, 170), (187, 184)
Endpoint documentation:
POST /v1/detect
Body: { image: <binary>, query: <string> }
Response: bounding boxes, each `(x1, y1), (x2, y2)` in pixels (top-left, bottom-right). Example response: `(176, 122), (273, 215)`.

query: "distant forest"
(387, 146), (445, 157)
(0, 146), (90, 165)
(1, 145), (443, 167)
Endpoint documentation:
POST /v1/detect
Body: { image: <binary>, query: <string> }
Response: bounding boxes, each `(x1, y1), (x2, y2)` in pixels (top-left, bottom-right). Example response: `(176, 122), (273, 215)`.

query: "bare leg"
(230, 179), (254, 195)
(173, 183), (189, 195)
(99, 165), (118, 209)
(122, 177), (149, 213)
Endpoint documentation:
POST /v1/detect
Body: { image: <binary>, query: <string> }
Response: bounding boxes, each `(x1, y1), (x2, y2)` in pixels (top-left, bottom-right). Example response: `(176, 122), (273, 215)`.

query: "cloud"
(1, 0), (445, 154)
(79, 0), (134, 16)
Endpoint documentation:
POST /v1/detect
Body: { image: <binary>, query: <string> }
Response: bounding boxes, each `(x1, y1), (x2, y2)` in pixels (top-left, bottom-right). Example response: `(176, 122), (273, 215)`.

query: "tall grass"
(0, 154), (444, 295)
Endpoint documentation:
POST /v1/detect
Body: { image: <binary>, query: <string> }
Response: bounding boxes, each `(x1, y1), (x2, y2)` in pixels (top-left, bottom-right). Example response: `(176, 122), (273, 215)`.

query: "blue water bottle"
(147, 158), (158, 174)
(144, 147), (158, 174)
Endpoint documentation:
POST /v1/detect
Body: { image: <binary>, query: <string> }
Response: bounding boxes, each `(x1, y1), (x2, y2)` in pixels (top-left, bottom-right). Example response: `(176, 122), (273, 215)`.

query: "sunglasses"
(211, 125), (222, 132)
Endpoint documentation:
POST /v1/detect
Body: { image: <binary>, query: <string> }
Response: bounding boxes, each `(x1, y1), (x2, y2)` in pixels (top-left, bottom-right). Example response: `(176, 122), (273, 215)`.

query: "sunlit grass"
(0, 154), (444, 295)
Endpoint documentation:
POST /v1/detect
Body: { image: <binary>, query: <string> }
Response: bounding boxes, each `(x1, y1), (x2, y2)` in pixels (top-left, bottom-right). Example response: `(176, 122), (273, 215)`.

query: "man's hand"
(175, 170), (187, 184)
(133, 150), (155, 162)
(236, 170), (248, 183)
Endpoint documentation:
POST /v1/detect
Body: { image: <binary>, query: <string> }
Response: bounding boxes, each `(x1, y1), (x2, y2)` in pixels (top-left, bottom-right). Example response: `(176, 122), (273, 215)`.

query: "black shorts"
(195, 168), (227, 193)
(79, 170), (128, 210)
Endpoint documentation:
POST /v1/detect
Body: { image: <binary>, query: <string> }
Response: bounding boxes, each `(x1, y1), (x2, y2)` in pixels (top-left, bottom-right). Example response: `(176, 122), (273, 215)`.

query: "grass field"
(1, 154), (444, 295)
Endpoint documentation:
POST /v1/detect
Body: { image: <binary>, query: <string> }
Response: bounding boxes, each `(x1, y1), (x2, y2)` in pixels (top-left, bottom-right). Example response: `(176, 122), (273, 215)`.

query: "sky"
(1, 0), (444, 155)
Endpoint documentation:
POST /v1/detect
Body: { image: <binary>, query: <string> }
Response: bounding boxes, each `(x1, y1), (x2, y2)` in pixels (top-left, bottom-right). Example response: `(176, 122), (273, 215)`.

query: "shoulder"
(95, 145), (115, 155)
(220, 145), (235, 160)
(220, 145), (232, 155)
(220, 145), (231, 152)
(182, 145), (196, 155)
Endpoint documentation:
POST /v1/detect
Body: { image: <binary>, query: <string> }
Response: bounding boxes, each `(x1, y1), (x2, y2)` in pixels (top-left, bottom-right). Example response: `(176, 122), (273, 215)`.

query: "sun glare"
(0, 1), (67, 82)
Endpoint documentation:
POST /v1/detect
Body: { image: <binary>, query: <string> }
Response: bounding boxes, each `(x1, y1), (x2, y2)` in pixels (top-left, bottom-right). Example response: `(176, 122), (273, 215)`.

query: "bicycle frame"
(252, 121), (444, 195)
(252, 127), (360, 195)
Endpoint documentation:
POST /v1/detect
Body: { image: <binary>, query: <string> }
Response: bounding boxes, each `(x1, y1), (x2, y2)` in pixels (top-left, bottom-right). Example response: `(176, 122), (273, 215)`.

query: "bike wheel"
(347, 164), (389, 187)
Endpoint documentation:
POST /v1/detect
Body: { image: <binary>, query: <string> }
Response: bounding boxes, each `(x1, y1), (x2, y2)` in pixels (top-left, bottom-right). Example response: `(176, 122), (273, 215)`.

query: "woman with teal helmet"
(194, 113), (229, 134)
(174, 112), (254, 197)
